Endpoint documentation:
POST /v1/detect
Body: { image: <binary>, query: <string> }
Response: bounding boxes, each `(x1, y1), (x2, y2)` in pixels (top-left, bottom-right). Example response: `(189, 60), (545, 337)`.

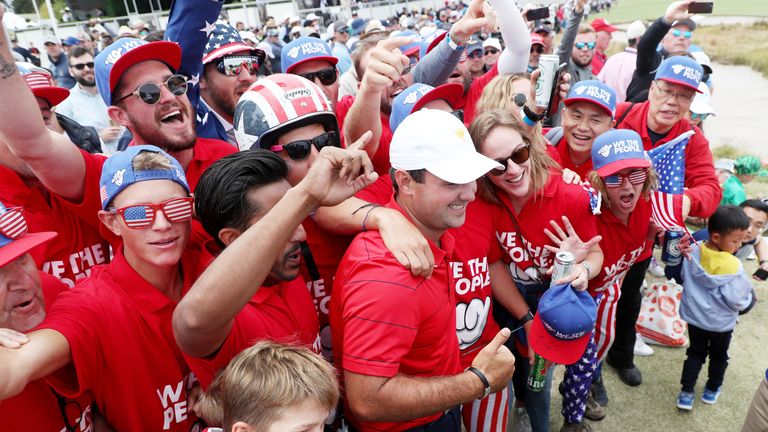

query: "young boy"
(677, 205), (755, 410)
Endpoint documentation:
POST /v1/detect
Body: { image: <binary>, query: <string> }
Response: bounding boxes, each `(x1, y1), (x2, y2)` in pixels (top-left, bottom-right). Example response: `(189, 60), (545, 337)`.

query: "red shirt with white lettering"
(0, 166), (109, 287)
(3, 272), (95, 431)
(588, 196), (653, 296)
(38, 248), (206, 431)
(186, 242), (320, 389)
(494, 173), (598, 286)
(330, 198), (461, 432)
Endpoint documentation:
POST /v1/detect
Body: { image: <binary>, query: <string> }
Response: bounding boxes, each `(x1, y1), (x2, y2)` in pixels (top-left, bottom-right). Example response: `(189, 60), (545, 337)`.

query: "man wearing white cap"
(330, 109), (515, 432)
(482, 37), (501, 71)
(686, 81), (715, 129)
(598, 20), (645, 102)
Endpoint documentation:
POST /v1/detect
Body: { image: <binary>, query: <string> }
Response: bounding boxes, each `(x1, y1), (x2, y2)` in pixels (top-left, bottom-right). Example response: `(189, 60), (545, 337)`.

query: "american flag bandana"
(202, 23), (263, 64)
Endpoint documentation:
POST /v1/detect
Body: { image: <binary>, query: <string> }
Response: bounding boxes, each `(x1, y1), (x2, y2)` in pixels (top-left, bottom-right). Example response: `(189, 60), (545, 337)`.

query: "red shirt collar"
(386, 196), (455, 262)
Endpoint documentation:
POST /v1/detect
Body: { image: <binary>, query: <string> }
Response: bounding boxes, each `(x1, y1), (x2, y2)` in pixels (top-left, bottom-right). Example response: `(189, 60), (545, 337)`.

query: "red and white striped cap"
(21, 70), (70, 106)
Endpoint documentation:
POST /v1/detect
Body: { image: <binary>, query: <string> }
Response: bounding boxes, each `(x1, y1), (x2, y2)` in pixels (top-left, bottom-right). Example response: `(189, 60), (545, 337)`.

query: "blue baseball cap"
(0, 201), (56, 267)
(202, 23), (265, 65)
(655, 55), (704, 93)
(281, 37), (338, 74)
(397, 30), (422, 57)
(591, 129), (650, 177)
(99, 145), (190, 210)
(564, 80), (616, 118)
(62, 36), (82, 46)
(389, 82), (464, 133)
(95, 38), (182, 106)
(529, 282), (597, 365)
(420, 29), (447, 58)
(349, 18), (367, 36)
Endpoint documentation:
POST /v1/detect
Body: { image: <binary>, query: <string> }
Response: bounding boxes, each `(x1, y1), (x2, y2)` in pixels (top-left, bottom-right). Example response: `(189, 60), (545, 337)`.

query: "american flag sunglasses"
(112, 197), (194, 229)
(0, 207), (28, 239)
(604, 169), (647, 188)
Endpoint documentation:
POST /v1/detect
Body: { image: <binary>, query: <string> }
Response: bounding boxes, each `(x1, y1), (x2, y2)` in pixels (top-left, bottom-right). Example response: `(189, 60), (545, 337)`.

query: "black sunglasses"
(71, 62), (94, 70)
(214, 55), (260, 76)
(531, 46), (544, 54)
(484, 48), (500, 55)
(298, 67), (337, 86)
(490, 143), (531, 176)
(270, 131), (339, 160)
(114, 74), (188, 105)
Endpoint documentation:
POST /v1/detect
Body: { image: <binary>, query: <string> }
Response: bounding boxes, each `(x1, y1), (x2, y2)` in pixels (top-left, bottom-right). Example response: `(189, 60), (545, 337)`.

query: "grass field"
(696, 22), (768, 78)
(589, 0), (768, 24)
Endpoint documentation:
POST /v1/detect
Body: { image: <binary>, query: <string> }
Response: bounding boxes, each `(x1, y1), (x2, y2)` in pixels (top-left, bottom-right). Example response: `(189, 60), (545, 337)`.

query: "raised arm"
(0, 8), (86, 200)
(173, 143), (377, 357)
(556, 0), (586, 67)
(636, 1), (694, 74)
(492, 0), (530, 75)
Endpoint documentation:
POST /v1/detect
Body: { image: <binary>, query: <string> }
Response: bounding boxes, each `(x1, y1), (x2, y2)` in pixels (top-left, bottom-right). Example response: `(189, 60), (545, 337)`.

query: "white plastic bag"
(636, 281), (688, 347)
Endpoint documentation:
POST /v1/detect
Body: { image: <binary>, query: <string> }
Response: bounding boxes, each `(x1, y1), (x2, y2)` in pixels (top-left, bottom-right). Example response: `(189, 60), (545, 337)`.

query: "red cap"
(23, 72), (70, 106)
(530, 33), (545, 47)
(591, 18), (618, 33)
(412, 83), (465, 113)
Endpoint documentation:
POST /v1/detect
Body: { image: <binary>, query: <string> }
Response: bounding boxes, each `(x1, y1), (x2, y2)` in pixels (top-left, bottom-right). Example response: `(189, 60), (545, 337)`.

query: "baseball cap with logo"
(389, 83), (464, 133)
(390, 109), (502, 184)
(590, 18), (618, 33)
(564, 80), (617, 118)
(94, 38), (182, 106)
(281, 37), (338, 74)
(655, 55), (704, 93)
(0, 201), (57, 268)
(529, 282), (597, 364)
(591, 129), (650, 177)
(202, 23), (265, 65)
(99, 145), (190, 210)
(17, 62), (70, 106)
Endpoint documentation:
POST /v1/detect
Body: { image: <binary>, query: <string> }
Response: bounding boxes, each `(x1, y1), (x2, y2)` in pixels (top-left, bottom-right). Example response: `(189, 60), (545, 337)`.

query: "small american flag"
(0, 209), (28, 239)
(99, 185), (108, 205)
(123, 206), (155, 228)
(647, 130), (694, 231)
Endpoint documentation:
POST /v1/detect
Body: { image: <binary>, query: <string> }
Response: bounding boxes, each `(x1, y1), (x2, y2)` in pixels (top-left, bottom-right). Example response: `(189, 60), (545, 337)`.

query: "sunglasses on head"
(215, 55), (260, 76)
(490, 143), (531, 176)
(0, 207), (28, 239)
(298, 67), (338, 86)
(574, 41), (596, 50)
(71, 62), (94, 71)
(484, 48), (500, 55)
(468, 50), (483, 59)
(672, 29), (692, 38)
(531, 46), (544, 54)
(114, 74), (189, 105)
(111, 197), (194, 229)
(270, 131), (339, 161)
(604, 169), (647, 188)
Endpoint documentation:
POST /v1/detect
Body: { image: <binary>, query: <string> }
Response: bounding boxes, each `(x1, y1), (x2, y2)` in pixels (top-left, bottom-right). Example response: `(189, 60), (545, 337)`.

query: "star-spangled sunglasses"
(489, 144), (531, 176)
(604, 169), (648, 188)
(270, 131), (339, 161)
(114, 74), (189, 105)
(0, 207), (28, 239)
(111, 197), (194, 229)
(297, 67), (338, 86)
(574, 41), (596, 50)
(214, 55), (260, 76)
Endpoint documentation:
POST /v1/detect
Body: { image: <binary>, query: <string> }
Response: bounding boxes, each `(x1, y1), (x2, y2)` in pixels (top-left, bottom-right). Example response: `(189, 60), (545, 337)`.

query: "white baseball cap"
(482, 37), (502, 51)
(626, 20), (646, 40)
(390, 109), (503, 184)
(690, 82), (715, 115)
(256, 41), (275, 58)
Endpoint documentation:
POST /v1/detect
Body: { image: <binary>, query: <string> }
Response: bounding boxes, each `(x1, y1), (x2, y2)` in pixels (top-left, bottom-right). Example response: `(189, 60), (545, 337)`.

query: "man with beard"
(56, 47), (123, 154)
(196, 23), (266, 146)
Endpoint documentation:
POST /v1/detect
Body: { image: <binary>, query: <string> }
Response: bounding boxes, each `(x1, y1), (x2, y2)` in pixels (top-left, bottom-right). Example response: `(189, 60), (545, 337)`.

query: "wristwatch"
(518, 310), (534, 326)
(523, 105), (546, 122)
(446, 31), (467, 50)
(466, 366), (491, 399)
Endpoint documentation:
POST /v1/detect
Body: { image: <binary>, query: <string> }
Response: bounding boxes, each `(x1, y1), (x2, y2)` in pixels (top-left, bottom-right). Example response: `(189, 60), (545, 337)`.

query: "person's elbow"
(172, 302), (216, 357)
(347, 392), (385, 421)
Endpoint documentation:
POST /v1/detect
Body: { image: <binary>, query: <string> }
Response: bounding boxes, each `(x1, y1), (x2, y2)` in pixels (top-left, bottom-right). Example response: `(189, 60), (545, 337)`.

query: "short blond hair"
(197, 341), (339, 430)
(131, 150), (173, 171)
(469, 109), (558, 204)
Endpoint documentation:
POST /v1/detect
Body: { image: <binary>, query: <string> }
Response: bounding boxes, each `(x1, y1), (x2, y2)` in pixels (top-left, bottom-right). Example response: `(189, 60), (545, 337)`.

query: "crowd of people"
(0, 0), (766, 431)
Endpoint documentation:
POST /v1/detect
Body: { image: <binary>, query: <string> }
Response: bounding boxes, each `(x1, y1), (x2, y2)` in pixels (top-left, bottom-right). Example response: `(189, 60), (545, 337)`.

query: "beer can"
(551, 251), (575, 284)
(661, 227), (684, 265)
(527, 353), (551, 392)
(535, 54), (559, 108)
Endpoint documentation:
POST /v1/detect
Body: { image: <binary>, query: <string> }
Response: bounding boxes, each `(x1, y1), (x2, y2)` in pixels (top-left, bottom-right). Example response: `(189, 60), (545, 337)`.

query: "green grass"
(589, 0), (768, 24)
(696, 22), (768, 79)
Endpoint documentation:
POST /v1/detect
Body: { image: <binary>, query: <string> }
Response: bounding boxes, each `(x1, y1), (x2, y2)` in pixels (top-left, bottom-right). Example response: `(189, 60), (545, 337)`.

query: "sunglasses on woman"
(270, 131), (339, 161)
(574, 41), (596, 50)
(604, 169), (647, 188)
(114, 74), (189, 105)
(489, 144), (531, 176)
(0, 207), (28, 239)
(215, 55), (260, 76)
(298, 67), (338, 86)
(111, 197), (194, 229)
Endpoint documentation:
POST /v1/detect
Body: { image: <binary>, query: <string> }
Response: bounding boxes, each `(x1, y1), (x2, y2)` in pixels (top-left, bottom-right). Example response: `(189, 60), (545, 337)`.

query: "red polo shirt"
(0, 166), (109, 287)
(39, 248), (206, 431)
(336, 95), (393, 177)
(588, 197), (653, 296)
(187, 243), (320, 389)
(591, 50), (608, 75)
(3, 272), (95, 431)
(330, 197), (462, 432)
(553, 136), (594, 179)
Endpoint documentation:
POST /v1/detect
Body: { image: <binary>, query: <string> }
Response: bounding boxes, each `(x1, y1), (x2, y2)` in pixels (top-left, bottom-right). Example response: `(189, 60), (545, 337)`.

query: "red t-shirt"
(2, 272), (95, 431)
(591, 50), (608, 76)
(588, 197), (653, 296)
(494, 173), (598, 286)
(336, 95), (393, 177)
(553, 136), (594, 179)
(39, 248), (206, 431)
(330, 198), (462, 432)
(0, 166), (109, 287)
(186, 242), (320, 389)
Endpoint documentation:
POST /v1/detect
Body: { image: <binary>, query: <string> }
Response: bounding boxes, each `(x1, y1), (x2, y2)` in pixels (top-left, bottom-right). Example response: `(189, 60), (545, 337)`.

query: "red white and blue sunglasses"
(604, 169), (647, 188)
(110, 197), (194, 229)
